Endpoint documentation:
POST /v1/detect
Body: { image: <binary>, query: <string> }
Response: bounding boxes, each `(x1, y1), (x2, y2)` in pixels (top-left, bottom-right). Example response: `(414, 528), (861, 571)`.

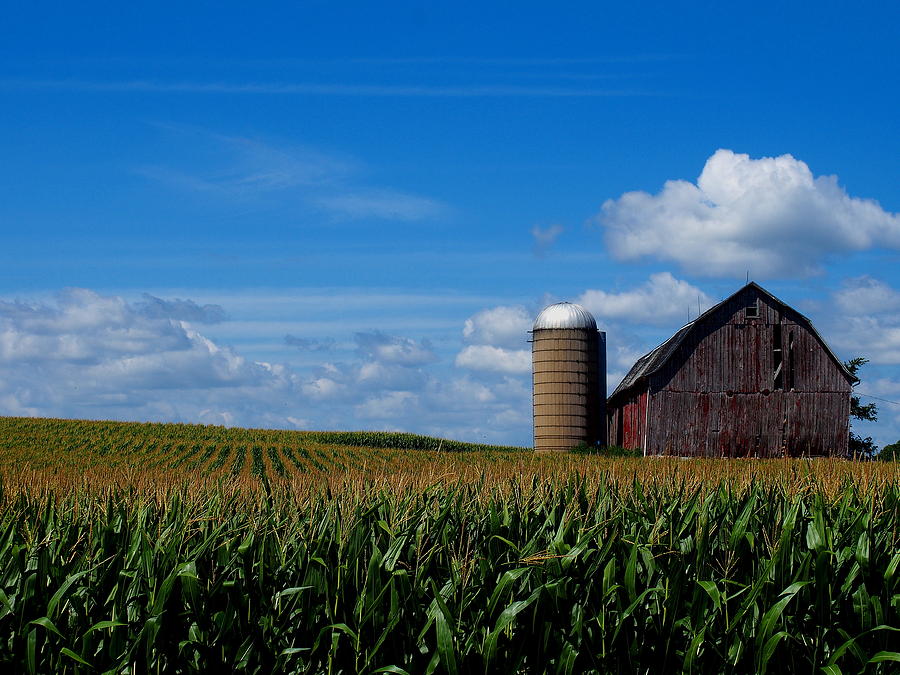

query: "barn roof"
(609, 282), (856, 401)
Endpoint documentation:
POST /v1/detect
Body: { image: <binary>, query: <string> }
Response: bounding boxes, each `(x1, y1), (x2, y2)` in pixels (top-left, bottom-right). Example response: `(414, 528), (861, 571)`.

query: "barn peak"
(610, 282), (855, 402)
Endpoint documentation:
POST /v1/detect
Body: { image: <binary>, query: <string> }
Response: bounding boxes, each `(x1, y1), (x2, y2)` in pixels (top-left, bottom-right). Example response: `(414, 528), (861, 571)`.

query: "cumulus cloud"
(356, 360), (429, 390)
(823, 277), (900, 366)
(834, 318), (900, 365)
(577, 272), (713, 325)
(833, 276), (900, 316)
(284, 335), (336, 351)
(356, 391), (419, 420)
(301, 375), (343, 400)
(599, 149), (900, 278)
(463, 305), (532, 348)
(0, 289), (295, 426)
(0, 287), (536, 445)
(135, 294), (228, 323)
(455, 345), (531, 374)
(354, 331), (437, 366)
(531, 224), (564, 257)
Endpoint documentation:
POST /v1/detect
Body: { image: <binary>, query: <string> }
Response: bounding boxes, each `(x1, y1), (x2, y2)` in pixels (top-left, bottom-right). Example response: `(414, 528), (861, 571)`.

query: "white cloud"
(441, 376), (496, 404)
(301, 377), (342, 400)
(354, 331), (436, 366)
(455, 345), (531, 374)
(822, 278), (900, 366)
(356, 391), (419, 420)
(463, 305), (532, 347)
(834, 276), (900, 316)
(356, 360), (428, 390)
(599, 149), (900, 278)
(834, 318), (900, 365)
(577, 272), (713, 325)
(0, 289), (300, 426)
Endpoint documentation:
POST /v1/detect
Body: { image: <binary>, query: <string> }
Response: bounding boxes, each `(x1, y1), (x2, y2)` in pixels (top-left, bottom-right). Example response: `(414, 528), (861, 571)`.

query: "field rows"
(2, 417), (898, 498)
(0, 416), (898, 673)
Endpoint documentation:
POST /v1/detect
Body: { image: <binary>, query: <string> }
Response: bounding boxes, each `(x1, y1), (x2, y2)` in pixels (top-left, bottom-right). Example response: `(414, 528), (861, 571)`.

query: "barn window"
(773, 323), (783, 389)
(746, 300), (759, 319)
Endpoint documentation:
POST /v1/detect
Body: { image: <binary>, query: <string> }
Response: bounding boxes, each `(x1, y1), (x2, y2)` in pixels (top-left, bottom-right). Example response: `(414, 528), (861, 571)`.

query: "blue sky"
(1, 2), (898, 447)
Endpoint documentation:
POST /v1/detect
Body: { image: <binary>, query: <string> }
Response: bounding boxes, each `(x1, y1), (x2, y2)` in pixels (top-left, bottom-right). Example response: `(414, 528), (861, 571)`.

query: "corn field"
(0, 417), (898, 673)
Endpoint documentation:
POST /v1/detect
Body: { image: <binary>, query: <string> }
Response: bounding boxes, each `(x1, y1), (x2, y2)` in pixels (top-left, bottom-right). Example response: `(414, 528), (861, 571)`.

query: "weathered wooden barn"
(607, 283), (856, 457)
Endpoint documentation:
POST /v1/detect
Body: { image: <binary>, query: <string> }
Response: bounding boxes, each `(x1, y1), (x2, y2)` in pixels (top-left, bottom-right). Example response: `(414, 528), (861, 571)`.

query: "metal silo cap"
(532, 302), (597, 331)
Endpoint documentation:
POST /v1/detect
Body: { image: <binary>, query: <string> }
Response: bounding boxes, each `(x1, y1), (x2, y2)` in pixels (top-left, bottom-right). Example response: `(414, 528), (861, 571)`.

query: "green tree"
(876, 440), (899, 461)
(844, 357), (878, 458)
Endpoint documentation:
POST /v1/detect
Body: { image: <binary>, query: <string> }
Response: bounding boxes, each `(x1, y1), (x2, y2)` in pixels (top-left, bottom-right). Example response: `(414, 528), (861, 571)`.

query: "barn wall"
(643, 286), (851, 457)
(647, 391), (850, 457)
(609, 390), (648, 450)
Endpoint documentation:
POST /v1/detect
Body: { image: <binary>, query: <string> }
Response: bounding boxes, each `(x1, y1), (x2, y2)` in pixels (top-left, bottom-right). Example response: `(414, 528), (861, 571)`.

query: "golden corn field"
(0, 416), (898, 674)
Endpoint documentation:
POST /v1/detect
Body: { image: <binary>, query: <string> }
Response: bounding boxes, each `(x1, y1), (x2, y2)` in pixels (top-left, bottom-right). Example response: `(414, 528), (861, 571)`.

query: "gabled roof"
(609, 282), (857, 401)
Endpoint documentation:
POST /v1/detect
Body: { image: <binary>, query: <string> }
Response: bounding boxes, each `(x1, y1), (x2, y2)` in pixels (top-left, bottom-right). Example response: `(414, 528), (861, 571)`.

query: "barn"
(606, 282), (856, 457)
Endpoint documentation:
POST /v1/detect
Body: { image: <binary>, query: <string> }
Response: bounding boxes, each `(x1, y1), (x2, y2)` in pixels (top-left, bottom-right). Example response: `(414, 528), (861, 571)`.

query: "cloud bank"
(0, 288), (532, 444)
(0, 288), (289, 425)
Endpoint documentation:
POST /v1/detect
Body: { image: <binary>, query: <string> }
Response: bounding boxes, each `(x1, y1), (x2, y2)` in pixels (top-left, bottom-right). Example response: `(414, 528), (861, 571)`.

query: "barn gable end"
(607, 283), (855, 457)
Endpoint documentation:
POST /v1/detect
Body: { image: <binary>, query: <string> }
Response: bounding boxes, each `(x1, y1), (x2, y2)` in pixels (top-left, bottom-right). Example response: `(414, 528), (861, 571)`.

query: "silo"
(531, 302), (606, 452)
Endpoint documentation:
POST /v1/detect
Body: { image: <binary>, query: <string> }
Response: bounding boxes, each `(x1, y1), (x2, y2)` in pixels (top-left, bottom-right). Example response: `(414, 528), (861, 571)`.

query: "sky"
(1, 2), (898, 448)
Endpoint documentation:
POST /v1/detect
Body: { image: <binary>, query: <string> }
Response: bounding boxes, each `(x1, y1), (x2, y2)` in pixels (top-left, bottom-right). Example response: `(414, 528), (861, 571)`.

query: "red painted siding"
(609, 390), (648, 450)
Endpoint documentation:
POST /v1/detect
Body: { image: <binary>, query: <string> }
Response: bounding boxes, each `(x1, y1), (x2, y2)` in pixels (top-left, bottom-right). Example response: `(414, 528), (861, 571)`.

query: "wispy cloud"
(1, 79), (660, 98)
(531, 224), (564, 257)
(136, 127), (444, 221)
(314, 190), (444, 221)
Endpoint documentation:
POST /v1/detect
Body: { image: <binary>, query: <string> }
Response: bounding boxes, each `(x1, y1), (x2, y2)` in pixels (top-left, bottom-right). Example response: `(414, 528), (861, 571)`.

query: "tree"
(844, 357), (878, 459)
(877, 440), (899, 461)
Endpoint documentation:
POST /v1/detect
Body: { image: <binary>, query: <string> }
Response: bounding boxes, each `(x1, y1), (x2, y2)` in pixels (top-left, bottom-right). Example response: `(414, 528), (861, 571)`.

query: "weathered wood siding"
(647, 391), (849, 457)
(652, 287), (850, 394)
(645, 286), (851, 457)
(608, 390), (648, 450)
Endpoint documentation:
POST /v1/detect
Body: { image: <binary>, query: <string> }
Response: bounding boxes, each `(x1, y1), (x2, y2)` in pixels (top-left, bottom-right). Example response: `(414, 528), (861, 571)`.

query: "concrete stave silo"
(531, 302), (606, 452)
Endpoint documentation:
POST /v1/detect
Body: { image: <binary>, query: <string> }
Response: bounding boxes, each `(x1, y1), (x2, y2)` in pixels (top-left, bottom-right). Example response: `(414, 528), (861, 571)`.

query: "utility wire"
(857, 392), (900, 406)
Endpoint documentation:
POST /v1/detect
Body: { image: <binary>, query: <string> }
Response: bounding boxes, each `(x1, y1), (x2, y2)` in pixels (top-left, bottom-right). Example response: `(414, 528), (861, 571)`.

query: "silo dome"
(533, 302), (597, 331)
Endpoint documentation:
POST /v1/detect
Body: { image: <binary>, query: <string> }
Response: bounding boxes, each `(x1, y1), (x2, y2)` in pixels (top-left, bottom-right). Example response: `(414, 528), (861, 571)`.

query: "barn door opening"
(786, 331), (794, 390)
(773, 323), (784, 390)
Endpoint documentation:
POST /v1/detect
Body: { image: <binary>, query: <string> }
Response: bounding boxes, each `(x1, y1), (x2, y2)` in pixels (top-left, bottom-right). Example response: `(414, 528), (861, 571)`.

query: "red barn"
(607, 283), (856, 457)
